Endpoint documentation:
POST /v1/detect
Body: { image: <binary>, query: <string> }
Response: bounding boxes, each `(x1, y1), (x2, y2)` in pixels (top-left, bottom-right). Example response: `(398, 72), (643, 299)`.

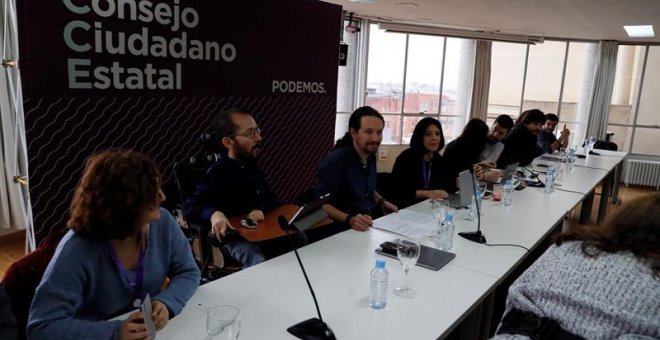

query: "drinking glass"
(493, 184), (502, 202)
(588, 136), (596, 151)
(477, 181), (487, 200)
(394, 238), (421, 298)
(207, 305), (241, 340)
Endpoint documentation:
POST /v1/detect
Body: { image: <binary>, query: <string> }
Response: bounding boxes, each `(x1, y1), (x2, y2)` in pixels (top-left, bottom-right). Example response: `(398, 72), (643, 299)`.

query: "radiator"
(623, 159), (660, 190)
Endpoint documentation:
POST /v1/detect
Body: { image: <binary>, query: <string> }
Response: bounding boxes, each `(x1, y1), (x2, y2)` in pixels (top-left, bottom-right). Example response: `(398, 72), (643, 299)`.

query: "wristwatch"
(344, 214), (353, 227)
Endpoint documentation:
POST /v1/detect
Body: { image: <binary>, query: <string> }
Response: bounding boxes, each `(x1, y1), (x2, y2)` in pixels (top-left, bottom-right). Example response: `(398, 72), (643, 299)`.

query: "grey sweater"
(492, 241), (660, 340)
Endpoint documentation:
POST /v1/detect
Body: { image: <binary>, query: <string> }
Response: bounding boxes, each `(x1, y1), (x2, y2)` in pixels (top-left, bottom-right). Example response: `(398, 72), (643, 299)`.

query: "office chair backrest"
(1, 228), (67, 340)
(172, 154), (219, 203)
(594, 140), (618, 151)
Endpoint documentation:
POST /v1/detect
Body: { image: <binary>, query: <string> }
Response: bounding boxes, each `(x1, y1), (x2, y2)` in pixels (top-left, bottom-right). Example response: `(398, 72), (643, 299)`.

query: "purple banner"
(18, 0), (342, 240)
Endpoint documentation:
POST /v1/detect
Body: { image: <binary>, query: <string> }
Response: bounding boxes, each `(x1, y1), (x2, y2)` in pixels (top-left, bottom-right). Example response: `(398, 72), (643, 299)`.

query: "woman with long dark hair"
(442, 118), (489, 182)
(28, 150), (200, 340)
(391, 117), (455, 208)
(494, 192), (660, 339)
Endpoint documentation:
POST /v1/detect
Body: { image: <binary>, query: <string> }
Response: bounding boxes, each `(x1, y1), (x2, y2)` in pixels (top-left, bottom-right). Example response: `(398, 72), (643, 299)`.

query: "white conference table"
(151, 151), (626, 340)
(158, 229), (498, 340)
(533, 150), (627, 224)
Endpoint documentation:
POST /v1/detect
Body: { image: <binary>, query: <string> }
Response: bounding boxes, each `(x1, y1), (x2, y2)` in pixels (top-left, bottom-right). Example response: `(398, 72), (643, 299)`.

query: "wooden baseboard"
(0, 230), (25, 245)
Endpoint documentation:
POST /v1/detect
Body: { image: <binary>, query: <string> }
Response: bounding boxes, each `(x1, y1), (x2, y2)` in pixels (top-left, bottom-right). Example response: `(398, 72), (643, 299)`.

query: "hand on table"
(151, 300), (169, 331)
(425, 190), (449, 200)
(120, 311), (149, 340)
(349, 214), (373, 231)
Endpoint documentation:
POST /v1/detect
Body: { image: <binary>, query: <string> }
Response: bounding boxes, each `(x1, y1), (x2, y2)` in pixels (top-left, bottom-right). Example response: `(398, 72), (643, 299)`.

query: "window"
(608, 45), (660, 156)
(522, 41), (566, 114)
(488, 40), (597, 147)
(362, 23), (474, 145)
(487, 42), (526, 125)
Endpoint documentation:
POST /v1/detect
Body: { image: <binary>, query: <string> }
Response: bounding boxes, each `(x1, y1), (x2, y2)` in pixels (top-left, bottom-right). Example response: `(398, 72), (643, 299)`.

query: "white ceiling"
(322, 0), (660, 43)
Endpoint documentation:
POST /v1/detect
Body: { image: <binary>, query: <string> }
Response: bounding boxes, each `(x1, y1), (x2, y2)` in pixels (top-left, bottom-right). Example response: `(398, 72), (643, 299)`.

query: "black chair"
(594, 140), (618, 151)
(171, 152), (241, 281)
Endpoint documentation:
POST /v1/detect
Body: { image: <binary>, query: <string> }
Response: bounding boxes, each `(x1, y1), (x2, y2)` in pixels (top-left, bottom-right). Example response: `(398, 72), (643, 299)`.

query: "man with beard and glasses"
(313, 106), (398, 235)
(478, 114), (514, 182)
(184, 108), (278, 267)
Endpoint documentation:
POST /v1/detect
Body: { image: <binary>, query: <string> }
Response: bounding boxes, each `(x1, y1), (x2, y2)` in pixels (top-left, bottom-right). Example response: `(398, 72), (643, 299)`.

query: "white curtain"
(1, 0), (35, 251)
(586, 41), (618, 140)
(469, 40), (492, 121)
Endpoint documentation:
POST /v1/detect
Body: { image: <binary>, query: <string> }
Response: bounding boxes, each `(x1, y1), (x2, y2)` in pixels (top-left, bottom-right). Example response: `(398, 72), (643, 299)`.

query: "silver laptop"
(495, 162), (519, 184)
(445, 170), (474, 208)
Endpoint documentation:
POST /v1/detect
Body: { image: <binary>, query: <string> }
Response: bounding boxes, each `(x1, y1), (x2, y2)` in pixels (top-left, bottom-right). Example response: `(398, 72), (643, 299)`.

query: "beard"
(364, 142), (380, 155)
(234, 142), (262, 160)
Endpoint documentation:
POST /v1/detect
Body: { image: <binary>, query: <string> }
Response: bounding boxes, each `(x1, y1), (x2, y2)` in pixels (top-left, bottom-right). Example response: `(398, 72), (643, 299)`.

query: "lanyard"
(422, 159), (432, 190)
(106, 233), (145, 302)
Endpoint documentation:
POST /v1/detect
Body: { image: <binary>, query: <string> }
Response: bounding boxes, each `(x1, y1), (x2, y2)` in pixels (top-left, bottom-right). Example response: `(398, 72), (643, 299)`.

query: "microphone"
(458, 167), (487, 244)
(521, 167), (545, 187)
(277, 215), (336, 340)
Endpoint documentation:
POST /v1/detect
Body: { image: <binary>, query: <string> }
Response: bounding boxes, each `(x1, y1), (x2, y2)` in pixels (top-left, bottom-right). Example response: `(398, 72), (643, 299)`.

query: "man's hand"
(484, 169), (503, 183)
(478, 160), (497, 169)
(424, 190), (449, 200)
(121, 311), (149, 340)
(151, 300), (169, 331)
(210, 211), (235, 240)
(247, 209), (264, 222)
(381, 200), (398, 214)
(473, 165), (484, 181)
(349, 214), (373, 231)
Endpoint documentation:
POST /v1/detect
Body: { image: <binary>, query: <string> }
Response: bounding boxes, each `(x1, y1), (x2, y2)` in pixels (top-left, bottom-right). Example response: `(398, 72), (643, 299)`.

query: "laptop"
(288, 193), (331, 231)
(445, 170), (474, 208)
(495, 162), (519, 184)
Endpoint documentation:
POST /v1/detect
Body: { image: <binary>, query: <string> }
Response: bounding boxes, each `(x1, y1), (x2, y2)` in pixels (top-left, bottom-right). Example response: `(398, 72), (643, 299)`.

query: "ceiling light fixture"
(379, 22), (544, 44)
(623, 25), (655, 38)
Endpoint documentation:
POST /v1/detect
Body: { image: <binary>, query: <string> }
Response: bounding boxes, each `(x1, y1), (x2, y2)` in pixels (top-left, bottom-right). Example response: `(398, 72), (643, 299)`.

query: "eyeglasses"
(229, 127), (262, 139)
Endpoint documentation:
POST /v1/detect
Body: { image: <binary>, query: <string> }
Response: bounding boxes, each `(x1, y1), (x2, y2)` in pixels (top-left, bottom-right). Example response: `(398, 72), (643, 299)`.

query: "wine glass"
(394, 238), (421, 298)
(207, 305), (241, 340)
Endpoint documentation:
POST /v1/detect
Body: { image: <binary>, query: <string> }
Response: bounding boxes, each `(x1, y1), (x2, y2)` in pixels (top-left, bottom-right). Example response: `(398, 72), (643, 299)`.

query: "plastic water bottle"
(545, 166), (556, 194)
(567, 147), (576, 172)
(502, 180), (513, 207)
(438, 214), (455, 251)
(369, 259), (388, 309)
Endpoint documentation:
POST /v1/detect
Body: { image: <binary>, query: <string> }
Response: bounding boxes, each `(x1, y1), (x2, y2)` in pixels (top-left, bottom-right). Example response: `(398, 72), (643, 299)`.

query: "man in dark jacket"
(184, 108), (278, 267)
(497, 109), (546, 168)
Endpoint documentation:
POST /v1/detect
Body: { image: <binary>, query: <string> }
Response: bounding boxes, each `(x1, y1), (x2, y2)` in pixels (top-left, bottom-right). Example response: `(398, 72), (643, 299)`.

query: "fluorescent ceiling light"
(379, 22), (544, 44)
(623, 25), (655, 38)
(350, 0), (379, 3)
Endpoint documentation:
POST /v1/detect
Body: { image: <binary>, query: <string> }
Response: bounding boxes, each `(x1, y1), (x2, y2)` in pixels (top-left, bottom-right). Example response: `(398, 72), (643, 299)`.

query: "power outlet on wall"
(378, 148), (389, 161)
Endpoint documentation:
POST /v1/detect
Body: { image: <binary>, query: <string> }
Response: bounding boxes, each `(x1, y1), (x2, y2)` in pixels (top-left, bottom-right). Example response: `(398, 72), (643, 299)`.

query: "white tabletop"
(148, 152), (625, 340)
(157, 229), (497, 340)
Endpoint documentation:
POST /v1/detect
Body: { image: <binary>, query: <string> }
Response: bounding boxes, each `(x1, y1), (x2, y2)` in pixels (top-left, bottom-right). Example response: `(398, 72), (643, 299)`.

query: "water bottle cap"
(375, 259), (385, 268)
(505, 179), (512, 185)
(446, 213), (453, 222)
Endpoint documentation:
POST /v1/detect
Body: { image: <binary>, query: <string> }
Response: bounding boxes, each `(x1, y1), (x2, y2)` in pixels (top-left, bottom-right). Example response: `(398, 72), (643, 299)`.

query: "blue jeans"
(222, 233), (265, 268)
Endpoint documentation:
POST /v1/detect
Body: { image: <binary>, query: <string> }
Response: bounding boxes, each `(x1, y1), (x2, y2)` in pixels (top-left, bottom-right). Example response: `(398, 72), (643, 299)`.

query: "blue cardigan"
(28, 209), (200, 340)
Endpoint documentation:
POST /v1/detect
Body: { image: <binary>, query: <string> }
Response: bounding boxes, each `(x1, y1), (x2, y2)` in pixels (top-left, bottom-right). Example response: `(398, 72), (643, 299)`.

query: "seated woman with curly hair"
(28, 149), (200, 340)
(493, 192), (660, 339)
